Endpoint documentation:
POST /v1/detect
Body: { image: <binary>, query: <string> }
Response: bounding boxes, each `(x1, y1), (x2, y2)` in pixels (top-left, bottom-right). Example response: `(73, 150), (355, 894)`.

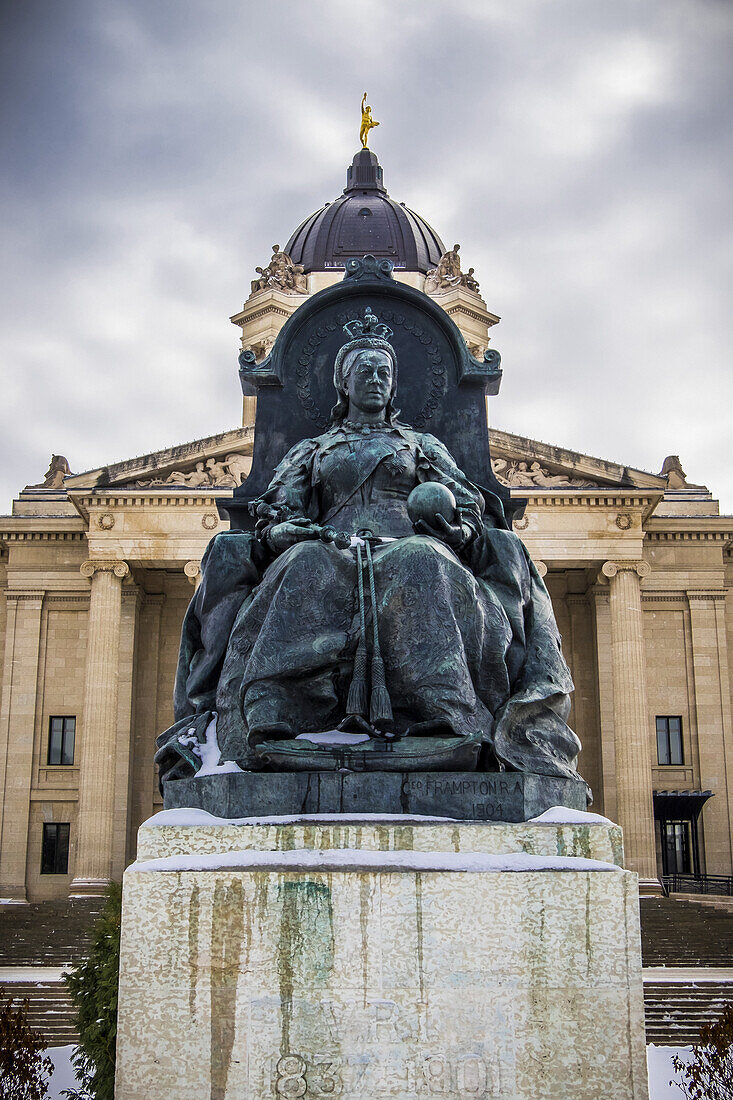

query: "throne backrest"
(220, 256), (514, 530)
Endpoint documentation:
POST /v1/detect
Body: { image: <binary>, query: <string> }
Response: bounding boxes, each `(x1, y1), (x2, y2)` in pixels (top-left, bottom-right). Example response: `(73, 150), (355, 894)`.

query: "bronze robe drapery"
(156, 423), (582, 786)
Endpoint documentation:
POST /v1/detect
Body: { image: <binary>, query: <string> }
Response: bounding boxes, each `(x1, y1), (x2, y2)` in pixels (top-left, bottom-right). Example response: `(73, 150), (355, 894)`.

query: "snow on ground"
(45, 1046), (84, 1098)
(644, 966), (733, 982)
(647, 1045), (693, 1097)
(0, 966), (67, 981)
(529, 806), (616, 826)
(130, 847), (621, 874)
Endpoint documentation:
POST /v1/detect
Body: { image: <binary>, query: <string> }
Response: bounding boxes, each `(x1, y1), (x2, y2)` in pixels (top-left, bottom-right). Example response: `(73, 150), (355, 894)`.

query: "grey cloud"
(1, 0), (731, 507)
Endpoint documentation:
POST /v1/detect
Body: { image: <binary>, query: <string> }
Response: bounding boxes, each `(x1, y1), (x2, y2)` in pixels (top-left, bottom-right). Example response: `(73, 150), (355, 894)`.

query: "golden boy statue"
(360, 93), (379, 148)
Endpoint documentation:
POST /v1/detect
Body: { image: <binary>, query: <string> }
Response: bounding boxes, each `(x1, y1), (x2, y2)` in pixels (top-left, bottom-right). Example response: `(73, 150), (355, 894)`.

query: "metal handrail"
(663, 872), (733, 897)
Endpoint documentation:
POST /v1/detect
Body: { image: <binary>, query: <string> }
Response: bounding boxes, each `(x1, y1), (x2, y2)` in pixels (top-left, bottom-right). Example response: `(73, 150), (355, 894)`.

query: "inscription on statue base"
(163, 769), (587, 822)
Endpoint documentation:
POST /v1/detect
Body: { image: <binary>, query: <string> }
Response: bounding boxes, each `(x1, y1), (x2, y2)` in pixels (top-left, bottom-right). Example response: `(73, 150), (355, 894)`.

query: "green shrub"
(0, 987), (53, 1100)
(62, 883), (121, 1100)
(673, 1001), (733, 1099)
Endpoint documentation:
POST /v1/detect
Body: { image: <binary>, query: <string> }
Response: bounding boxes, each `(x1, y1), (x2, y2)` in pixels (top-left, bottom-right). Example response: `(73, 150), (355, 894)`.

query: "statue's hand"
(415, 514), (470, 550)
(267, 518), (322, 552)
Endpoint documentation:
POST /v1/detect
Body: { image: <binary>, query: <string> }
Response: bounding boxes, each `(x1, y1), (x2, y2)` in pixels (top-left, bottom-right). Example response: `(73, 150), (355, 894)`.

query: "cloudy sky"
(1, 0), (731, 510)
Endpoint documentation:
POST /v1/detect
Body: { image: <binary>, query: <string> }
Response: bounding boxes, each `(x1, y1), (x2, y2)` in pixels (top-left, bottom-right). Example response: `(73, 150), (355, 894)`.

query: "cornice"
(687, 589), (727, 603)
(5, 589), (45, 603)
(566, 595), (590, 608)
(516, 491), (662, 510)
(79, 492), (229, 505)
(234, 304), (294, 326)
(1, 530), (85, 543)
(68, 490), (233, 523)
(45, 593), (90, 605)
(646, 530), (731, 543)
(641, 593), (686, 604)
(644, 516), (733, 546)
(444, 304), (497, 326)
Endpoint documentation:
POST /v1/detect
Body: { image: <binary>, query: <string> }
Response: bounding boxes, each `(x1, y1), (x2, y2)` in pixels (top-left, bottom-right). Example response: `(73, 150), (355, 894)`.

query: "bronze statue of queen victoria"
(157, 302), (584, 787)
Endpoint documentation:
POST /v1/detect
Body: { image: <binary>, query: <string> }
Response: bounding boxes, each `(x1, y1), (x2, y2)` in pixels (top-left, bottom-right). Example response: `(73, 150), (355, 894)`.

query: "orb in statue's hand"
(407, 482), (457, 528)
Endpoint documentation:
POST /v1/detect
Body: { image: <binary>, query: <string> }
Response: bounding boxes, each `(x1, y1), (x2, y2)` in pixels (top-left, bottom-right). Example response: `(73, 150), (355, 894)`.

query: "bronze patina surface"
(157, 259), (589, 813)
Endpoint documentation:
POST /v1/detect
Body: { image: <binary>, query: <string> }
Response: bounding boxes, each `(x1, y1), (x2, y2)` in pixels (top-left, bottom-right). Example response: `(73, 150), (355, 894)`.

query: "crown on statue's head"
(342, 307), (393, 342)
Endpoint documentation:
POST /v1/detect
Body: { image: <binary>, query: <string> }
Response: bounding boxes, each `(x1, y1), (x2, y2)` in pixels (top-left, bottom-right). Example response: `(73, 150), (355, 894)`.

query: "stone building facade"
(1, 150), (731, 901)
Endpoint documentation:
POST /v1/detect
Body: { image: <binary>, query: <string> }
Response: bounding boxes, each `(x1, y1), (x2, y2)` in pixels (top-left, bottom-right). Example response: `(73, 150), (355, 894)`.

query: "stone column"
(127, 594), (164, 859)
(0, 591), (44, 901)
(601, 560), (657, 880)
(70, 559), (130, 896)
(687, 590), (733, 873)
(592, 585), (617, 822)
(567, 595), (602, 803)
(111, 585), (141, 880)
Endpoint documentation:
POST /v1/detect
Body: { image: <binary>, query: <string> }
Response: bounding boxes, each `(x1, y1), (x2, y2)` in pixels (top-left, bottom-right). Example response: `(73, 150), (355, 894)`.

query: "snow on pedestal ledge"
(128, 846), (622, 875)
(135, 809), (626, 867)
(142, 804), (616, 829)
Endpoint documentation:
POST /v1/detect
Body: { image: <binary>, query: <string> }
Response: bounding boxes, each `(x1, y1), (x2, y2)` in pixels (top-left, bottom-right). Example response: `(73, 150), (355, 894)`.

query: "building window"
(47, 716), (75, 766)
(656, 716), (683, 766)
(41, 823), (70, 875)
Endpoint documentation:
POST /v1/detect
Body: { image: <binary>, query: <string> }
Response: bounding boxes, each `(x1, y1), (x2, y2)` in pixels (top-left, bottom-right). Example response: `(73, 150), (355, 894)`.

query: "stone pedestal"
(116, 816), (648, 1099)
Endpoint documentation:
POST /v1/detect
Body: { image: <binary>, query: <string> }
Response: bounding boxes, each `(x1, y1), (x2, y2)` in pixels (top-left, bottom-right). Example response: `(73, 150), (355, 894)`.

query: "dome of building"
(284, 148), (445, 274)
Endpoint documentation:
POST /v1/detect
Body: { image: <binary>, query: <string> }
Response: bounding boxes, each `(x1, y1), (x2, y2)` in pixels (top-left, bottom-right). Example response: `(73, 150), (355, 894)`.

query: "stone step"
(643, 981), (733, 1046)
(0, 899), (103, 967)
(0, 981), (79, 1046)
(671, 894), (733, 914)
(640, 897), (733, 968)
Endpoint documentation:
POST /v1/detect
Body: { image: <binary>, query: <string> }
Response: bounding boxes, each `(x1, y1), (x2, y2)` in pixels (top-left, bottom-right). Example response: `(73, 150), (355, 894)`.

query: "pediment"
(49, 421), (705, 498)
(63, 426), (254, 491)
(489, 429), (670, 490)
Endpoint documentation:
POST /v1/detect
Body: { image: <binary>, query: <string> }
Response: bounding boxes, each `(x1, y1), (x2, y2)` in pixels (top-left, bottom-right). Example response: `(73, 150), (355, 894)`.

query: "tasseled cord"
(364, 540), (394, 729)
(346, 542), (369, 717)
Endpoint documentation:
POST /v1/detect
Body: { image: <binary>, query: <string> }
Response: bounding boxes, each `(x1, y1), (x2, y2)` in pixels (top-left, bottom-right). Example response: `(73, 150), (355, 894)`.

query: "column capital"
(184, 560), (201, 586)
(601, 560), (651, 580)
(80, 559), (130, 580)
(533, 560), (548, 578)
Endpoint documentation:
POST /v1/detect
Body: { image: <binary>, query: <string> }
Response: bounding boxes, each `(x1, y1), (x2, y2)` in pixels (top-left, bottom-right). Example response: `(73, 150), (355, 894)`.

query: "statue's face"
(345, 349), (393, 414)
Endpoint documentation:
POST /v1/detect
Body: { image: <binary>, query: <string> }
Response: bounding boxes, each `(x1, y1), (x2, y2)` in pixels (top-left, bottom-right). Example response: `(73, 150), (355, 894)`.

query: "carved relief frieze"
(132, 454), (250, 489)
(491, 457), (596, 488)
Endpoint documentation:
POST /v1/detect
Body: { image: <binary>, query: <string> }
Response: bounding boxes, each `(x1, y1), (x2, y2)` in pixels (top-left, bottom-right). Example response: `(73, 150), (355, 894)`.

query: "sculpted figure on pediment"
(163, 462), (210, 487)
(425, 244), (483, 296)
(28, 454), (72, 489)
(251, 244), (307, 295)
(659, 455), (705, 491)
(425, 243), (462, 293)
(492, 457), (595, 489)
(463, 266), (480, 293)
(132, 454), (250, 489)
